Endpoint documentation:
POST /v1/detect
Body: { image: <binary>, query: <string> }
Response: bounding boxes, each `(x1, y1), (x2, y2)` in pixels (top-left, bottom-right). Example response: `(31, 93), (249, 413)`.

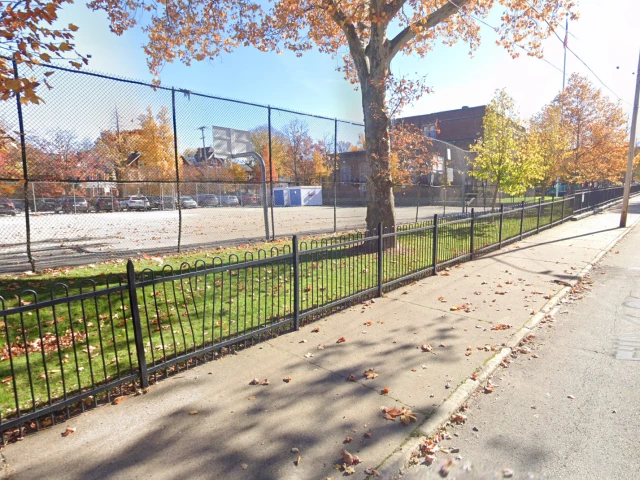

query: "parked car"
(0, 198), (17, 216)
(58, 196), (89, 213)
(36, 199), (60, 212)
(121, 195), (151, 211)
(11, 199), (25, 212)
(148, 196), (176, 210)
(220, 195), (240, 206)
(195, 194), (219, 207)
(239, 193), (259, 206)
(95, 197), (120, 212)
(179, 196), (198, 209)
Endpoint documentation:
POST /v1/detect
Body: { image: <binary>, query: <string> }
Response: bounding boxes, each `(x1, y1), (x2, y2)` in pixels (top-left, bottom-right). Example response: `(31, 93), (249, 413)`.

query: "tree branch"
(386, 0), (474, 61)
(322, 0), (369, 77)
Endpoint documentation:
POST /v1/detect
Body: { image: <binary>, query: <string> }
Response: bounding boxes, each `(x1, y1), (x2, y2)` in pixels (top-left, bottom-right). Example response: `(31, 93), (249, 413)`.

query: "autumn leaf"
(311, 327), (320, 333)
(111, 396), (125, 405)
(491, 324), (512, 330)
(450, 413), (467, 424)
(363, 368), (378, 380)
(249, 378), (260, 385)
(336, 337), (346, 344)
(381, 387), (390, 395)
(347, 374), (356, 382)
(260, 379), (269, 386)
(420, 344), (435, 353)
(61, 427), (76, 437)
(344, 436), (353, 443)
(189, 410), (199, 415)
(283, 376), (292, 383)
(484, 383), (495, 394)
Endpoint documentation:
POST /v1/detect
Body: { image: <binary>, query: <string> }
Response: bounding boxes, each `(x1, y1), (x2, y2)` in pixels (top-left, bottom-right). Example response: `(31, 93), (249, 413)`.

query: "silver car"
(180, 196), (198, 209)
(124, 196), (151, 211)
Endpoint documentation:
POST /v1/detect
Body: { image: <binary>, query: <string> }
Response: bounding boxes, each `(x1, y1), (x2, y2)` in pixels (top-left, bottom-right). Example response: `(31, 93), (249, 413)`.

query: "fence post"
(377, 222), (384, 297)
(432, 214), (439, 275)
(268, 106), (275, 240)
(550, 196), (555, 225)
(470, 208), (475, 260)
(13, 60), (35, 272)
(498, 204), (504, 248)
(537, 198), (542, 234)
(171, 88), (183, 252)
(292, 235), (300, 331)
(519, 203), (525, 240)
(126, 260), (149, 390)
(561, 198), (566, 223)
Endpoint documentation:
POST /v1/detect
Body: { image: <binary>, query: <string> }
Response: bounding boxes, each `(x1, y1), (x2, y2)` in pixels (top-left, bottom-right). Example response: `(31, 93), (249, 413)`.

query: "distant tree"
(556, 73), (627, 184)
(282, 119), (314, 183)
(529, 101), (571, 188)
(250, 126), (288, 182)
(471, 89), (543, 210)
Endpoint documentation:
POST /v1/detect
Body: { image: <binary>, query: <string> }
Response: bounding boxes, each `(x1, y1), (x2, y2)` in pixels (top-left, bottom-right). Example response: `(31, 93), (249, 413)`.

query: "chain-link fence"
(0, 60), (573, 274)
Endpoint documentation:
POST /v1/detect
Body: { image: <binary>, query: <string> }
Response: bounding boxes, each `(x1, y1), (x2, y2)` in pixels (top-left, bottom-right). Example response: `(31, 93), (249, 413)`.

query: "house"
(397, 105), (486, 150)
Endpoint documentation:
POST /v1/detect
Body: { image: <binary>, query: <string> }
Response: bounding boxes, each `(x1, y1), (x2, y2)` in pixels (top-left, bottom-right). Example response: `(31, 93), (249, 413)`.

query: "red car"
(240, 194), (259, 206)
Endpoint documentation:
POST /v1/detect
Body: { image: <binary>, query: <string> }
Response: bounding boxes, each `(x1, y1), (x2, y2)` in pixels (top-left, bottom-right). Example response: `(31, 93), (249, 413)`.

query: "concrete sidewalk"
(2, 200), (639, 480)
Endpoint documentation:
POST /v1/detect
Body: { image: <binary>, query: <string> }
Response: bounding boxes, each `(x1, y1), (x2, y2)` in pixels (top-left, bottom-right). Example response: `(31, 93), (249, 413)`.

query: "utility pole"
(619, 50), (640, 228)
(562, 18), (568, 91)
(197, 126), (207, 161)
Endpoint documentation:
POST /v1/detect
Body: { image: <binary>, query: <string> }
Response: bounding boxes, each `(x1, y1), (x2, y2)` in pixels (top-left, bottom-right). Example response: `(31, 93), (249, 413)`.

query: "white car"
(122, 196), (151, 211)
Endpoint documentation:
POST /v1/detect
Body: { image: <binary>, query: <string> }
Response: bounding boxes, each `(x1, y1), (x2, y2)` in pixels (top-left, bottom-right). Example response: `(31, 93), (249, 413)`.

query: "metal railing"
(0, 188), (637, 439)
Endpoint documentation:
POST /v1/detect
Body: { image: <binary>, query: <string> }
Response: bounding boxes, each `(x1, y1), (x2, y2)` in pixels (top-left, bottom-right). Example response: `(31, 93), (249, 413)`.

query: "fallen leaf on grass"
(336, 337), (346, 344)
(283, 376), (292, 383)
(363, 368), (378, 380)
(2, 376), (13, 384)
(61, 427), (76, 437)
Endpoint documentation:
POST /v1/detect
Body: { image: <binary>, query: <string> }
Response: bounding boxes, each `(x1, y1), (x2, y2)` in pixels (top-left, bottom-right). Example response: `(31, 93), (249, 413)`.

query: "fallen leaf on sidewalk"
(484, 383), (495, 394)
(363, 368), (378, 380)
(420, 344), (434, 353)
(450, 413), (467, 424)
(189, 410), (198, 415)
(381, 387), (390, 395)
(364, 467), (381, 476)
(438, 296), (446, 302)
(491, 324), (512, 330)
(304, 353), (313, 358)
(402, 291), (409, 295)
(342, 449), (361, 466)
(283, 376), (292, 383)
(312, 327), (320, 333)
(348, 374), (356, 381)
(440, 458), (454, 477)
(249, 378), (260, 385)
(470, 373), (478, 380)
(295, 455), (301, 466)
(364, 321), (372, 326)
(567, 395), (575, 399)
(336, 337), (346, 344)
(111, 396), (125, 405)
(61, 427), (76, 437)
(344, 437), (353, 443)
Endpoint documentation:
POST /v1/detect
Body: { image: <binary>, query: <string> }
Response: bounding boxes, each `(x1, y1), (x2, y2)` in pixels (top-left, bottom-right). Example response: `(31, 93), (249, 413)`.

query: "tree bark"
(362, 76), (395, 235)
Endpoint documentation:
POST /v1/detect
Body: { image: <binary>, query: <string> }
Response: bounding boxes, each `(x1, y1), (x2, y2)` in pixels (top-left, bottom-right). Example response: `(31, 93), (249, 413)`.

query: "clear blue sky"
(36, 0), (640, 147)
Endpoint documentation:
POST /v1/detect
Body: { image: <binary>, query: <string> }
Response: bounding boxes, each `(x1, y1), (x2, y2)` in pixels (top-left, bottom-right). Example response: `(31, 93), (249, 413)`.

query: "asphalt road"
(0, 204), (460, 273)
(404, 218), (640, 479)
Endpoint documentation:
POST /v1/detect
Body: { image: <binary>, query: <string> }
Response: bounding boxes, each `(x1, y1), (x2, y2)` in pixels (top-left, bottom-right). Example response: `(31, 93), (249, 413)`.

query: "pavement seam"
(375, 214), (640, 480)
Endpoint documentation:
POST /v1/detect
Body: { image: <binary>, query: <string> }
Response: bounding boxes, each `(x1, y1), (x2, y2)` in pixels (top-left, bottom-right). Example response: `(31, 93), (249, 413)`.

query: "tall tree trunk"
(491, 175), (501, 212)
(362, 76), (395, 235)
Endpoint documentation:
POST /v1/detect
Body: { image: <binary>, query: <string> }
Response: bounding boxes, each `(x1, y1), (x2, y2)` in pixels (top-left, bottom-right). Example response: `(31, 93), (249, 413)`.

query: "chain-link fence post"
(171, 88), (182, 252)
(333, 119), (338, 233)
(268, 106), (275, 240)
(13, 59), (35, 272)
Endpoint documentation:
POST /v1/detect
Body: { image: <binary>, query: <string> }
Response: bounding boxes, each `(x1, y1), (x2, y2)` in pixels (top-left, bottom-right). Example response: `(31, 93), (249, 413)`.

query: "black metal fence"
(1, 187), (637, 439)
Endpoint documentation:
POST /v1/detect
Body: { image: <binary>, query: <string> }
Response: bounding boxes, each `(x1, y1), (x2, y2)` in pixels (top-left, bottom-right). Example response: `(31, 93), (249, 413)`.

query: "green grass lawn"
(0, 198), (572, 422)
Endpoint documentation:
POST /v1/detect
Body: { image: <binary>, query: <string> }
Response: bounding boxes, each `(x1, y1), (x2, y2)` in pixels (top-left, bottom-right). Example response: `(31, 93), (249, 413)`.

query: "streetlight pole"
(620, 50), (640, 228)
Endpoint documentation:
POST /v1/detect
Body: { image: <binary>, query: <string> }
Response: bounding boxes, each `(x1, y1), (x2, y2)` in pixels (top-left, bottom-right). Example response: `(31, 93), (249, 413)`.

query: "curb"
(376, 214), (640, 479)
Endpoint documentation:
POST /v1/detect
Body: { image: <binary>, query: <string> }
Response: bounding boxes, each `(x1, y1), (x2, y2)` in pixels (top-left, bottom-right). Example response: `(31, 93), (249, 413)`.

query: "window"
(340, 165), (351, 183)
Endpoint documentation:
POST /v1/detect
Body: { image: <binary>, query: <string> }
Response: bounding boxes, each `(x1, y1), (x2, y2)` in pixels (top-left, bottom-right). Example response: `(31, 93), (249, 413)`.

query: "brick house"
(397, 105), (486, 150)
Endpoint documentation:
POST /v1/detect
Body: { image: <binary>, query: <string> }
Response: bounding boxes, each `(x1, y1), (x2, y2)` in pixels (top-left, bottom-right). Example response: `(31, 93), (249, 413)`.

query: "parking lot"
(0, 204), (457, 273)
